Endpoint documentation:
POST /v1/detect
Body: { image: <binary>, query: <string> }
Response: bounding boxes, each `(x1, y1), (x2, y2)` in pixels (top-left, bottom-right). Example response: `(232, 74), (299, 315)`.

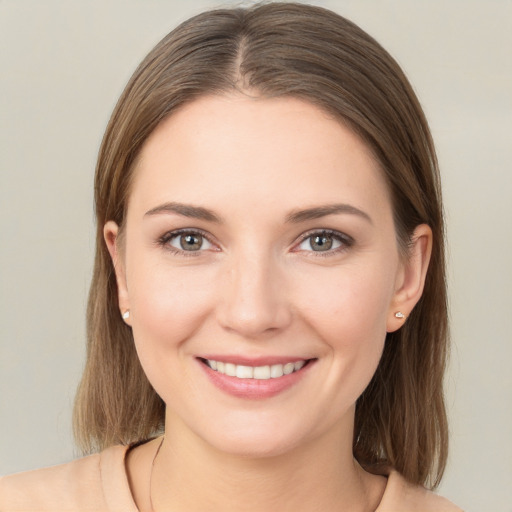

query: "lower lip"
(198, 360), (315, 399)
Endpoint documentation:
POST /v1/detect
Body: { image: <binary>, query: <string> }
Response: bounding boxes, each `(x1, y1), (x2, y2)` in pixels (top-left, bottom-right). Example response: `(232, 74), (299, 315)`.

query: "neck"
(150, 413), (384, 512)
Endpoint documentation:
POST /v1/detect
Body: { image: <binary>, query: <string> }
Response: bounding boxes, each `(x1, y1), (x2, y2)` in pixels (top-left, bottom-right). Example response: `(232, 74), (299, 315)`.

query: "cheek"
(295, 261), (395, 340)
(127, 259), (216, 355)
(293, 261), (395, 394)
(126, 261), (219, 405)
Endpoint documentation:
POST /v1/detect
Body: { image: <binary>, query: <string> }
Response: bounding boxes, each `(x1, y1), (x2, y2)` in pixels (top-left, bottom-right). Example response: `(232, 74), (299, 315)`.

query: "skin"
(105, 95), (432, 511)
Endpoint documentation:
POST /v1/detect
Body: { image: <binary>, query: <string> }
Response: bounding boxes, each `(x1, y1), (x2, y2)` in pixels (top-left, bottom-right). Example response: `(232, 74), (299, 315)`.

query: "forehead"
(129, 94), (392, 219)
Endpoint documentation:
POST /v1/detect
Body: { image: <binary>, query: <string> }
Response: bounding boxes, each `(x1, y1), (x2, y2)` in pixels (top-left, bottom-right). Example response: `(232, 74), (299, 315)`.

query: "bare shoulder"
(377, 471), (463, 512)
(0, 453), (105, 511)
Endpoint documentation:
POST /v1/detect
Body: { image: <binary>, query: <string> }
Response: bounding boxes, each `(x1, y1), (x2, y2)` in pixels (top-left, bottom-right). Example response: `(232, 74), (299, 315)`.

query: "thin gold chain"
(149, 436), (165, 512)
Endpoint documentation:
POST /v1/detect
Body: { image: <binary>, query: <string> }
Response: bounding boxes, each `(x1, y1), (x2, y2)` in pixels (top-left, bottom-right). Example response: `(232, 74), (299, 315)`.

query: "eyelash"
(157, 228), (216, 257)
(157, 228), (354, 257)
(295, 229), (354, 257)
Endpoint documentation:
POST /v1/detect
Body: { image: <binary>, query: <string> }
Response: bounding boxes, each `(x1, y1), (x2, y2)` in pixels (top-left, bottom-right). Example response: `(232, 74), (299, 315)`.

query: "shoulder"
(377, 470), (463, 512)
(0, 445), (135, 511)
(0, 452), (104, 510)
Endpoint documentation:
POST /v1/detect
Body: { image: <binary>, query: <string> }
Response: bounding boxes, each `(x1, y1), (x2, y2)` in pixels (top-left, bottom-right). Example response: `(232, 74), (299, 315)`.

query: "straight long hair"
(74, 2), (449, 489)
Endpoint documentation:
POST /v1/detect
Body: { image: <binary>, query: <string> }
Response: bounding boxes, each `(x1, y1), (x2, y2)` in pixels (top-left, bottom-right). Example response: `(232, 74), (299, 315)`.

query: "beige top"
(0, 445), (462, 511)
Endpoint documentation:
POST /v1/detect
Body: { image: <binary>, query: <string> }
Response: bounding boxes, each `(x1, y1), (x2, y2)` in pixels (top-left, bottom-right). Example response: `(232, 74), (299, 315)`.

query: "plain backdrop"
(1, 1), (511, 511)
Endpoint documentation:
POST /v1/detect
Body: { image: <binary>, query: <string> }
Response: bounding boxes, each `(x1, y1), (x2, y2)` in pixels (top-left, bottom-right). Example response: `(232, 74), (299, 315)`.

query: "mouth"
(199, 358), (312, 380)
(197, 356), (316, 398)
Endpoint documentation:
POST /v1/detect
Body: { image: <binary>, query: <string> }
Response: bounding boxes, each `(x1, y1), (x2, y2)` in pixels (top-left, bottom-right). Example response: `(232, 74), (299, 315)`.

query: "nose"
(216, 250), (292, 338)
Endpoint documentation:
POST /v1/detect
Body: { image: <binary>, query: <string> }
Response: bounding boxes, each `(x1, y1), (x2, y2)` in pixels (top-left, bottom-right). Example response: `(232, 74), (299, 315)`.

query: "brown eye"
(167, 231), (213, 252)
(297, 231), (346, 253)
(180, 233), (203, 251)
(310, 234), (333, 251)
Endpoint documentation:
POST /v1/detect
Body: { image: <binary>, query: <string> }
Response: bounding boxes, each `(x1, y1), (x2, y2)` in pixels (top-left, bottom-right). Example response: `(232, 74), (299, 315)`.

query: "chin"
(188, 412), (310, 459)
(200, 411), (351, 461)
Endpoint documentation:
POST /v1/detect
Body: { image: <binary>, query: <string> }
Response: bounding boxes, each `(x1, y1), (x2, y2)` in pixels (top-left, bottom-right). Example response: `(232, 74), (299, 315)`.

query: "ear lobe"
(104, 221), (131, 325)
(387, 224), (433, 332)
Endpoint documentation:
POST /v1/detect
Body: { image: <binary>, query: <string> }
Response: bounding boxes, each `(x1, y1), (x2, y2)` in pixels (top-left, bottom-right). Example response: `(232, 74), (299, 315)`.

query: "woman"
(0, 3), (462, 510)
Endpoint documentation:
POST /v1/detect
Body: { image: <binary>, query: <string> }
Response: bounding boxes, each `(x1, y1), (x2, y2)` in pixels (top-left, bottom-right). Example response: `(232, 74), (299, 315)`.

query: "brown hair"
(74, 2), (448, 488)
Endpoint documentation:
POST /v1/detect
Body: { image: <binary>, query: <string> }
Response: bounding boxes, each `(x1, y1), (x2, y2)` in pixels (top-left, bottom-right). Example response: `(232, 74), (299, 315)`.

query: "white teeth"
(225, 363), (236, 377)
(270, 364), (284, 378)
(294, 360), (305, 371)
(253, 365), (271, 380)
(236, 365), (254, 379)
(206, 359), (308, 380)
(283, 362), (295, 375)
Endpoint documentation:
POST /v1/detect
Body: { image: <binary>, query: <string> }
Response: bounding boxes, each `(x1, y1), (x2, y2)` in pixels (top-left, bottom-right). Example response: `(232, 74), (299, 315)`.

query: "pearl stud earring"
(122, 310), (130, 320)
(394, 311), (406, 319)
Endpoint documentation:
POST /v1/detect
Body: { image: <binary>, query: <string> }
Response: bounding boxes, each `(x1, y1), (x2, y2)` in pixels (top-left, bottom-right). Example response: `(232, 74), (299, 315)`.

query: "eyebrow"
(144, 201), (372, 225)
(144, 202), (222, 223)
(285, 204), (373, 224)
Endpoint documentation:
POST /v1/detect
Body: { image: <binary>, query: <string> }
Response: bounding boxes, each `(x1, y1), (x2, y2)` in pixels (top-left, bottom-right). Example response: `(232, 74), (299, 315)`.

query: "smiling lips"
(205, 358), (307, 379)
(199, 357), (314, 399)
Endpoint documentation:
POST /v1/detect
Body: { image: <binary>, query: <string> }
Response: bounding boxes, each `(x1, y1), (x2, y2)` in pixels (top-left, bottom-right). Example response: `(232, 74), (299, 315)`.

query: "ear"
(104, 220), (131, 326)
(387, 224), (433, 332)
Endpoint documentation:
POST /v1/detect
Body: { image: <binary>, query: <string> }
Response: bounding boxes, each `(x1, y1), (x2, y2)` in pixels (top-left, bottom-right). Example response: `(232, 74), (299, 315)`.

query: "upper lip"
(198, 355), (315, 366)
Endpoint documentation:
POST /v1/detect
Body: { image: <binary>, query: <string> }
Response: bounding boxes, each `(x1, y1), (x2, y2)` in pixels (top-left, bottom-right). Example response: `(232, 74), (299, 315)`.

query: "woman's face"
(106, 95), (429, 457)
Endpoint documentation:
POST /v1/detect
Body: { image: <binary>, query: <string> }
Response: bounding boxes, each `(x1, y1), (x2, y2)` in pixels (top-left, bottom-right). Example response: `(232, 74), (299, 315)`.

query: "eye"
(164, 230), (214, 252)
(296, 230), (350, 253)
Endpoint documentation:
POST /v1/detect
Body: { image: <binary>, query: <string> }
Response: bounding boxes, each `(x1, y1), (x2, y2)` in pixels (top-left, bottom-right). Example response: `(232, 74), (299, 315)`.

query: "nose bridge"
(217, 244), (291, 337)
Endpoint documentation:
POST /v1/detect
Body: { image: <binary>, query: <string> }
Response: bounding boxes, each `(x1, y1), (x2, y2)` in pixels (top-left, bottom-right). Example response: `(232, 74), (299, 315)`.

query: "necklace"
(147, 437), (379, 512)
(149, 436), (165, 512)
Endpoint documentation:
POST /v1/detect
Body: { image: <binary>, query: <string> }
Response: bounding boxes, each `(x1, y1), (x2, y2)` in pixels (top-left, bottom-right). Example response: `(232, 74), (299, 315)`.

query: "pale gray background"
(1, 1), (511, 510)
